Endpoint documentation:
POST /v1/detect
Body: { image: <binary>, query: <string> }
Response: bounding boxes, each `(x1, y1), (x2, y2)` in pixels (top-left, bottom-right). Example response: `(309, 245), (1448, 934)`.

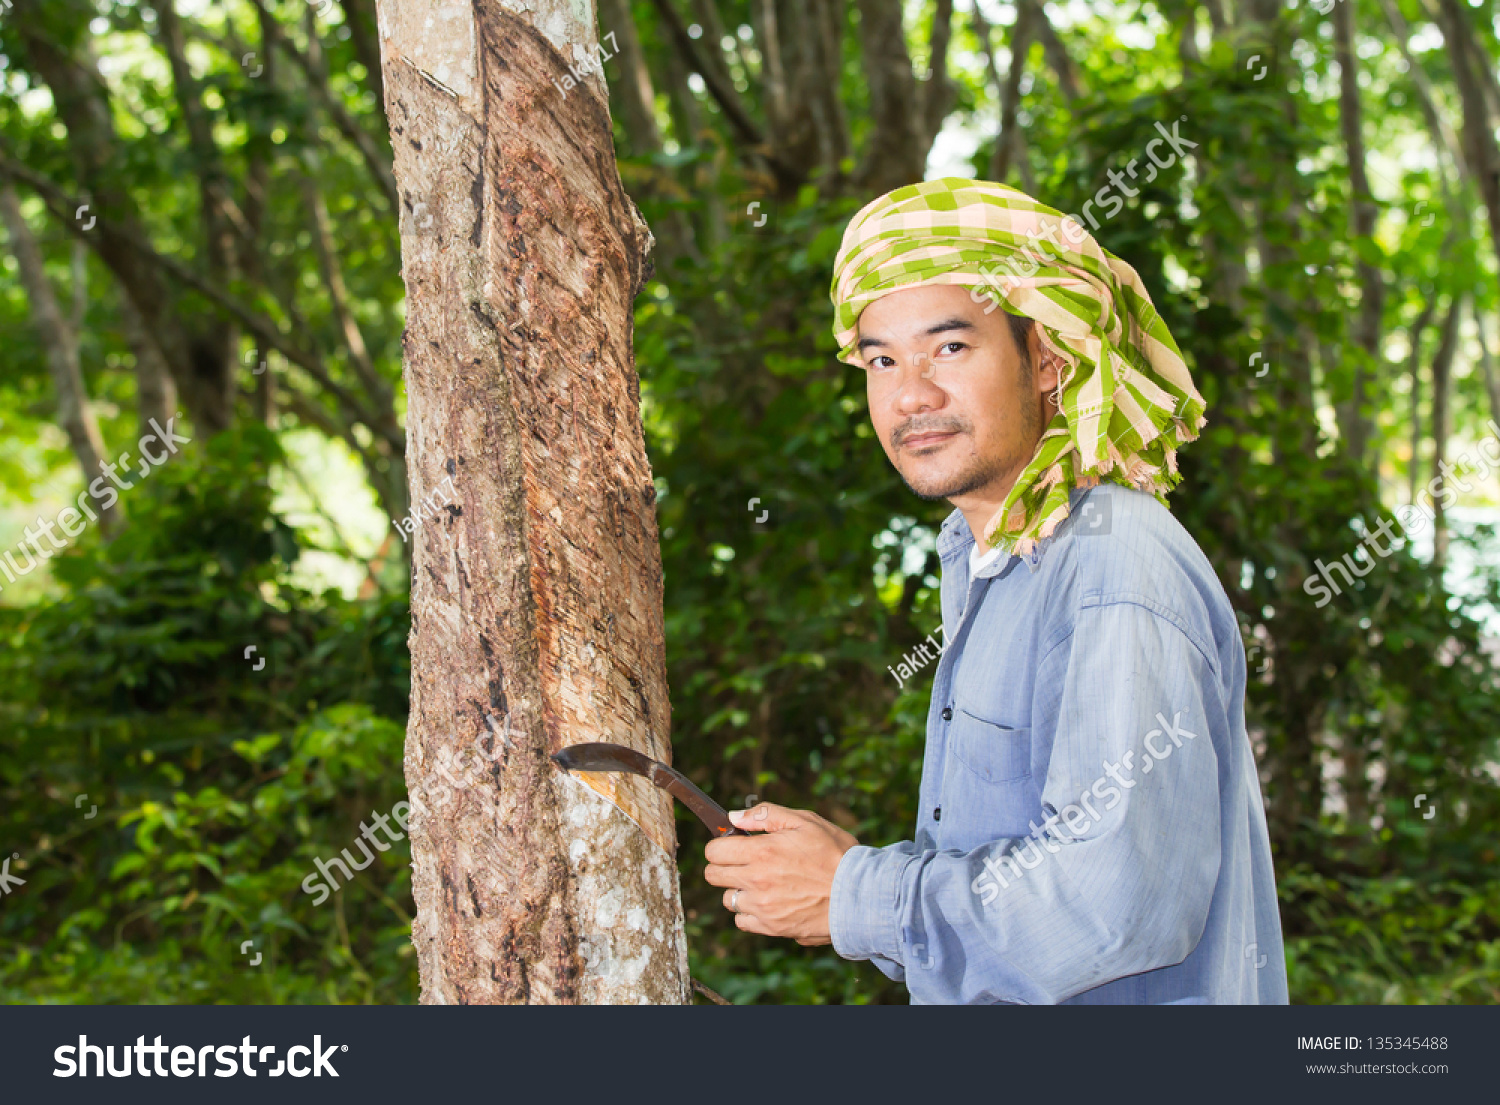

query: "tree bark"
(377, 0), (690, 1004)
(1178, 2), (1202, 66)
(777, 0), (843, 185)
(1203, 0), (1229, 36)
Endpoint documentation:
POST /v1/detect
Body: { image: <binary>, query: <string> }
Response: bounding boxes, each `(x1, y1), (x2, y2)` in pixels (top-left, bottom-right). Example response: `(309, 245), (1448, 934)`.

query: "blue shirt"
(828, 483), (1288, 1004)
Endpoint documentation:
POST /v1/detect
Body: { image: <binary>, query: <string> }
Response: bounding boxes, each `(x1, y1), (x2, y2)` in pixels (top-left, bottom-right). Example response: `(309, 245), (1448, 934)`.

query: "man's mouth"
(900, 429), (959, 451)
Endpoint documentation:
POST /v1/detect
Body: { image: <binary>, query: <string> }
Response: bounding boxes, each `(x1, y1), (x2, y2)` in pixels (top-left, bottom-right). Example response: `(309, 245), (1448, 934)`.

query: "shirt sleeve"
(828, 601), (1224, 1004)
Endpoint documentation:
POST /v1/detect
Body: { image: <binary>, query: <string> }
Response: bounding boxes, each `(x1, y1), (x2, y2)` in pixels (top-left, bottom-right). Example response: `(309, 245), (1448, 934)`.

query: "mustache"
(892, 416), (971, 449)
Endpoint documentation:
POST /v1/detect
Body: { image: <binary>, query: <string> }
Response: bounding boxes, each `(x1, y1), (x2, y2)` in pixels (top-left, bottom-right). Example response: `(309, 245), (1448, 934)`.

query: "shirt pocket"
(941, 710), (1036, 848)
(948, 708), (1031, 783)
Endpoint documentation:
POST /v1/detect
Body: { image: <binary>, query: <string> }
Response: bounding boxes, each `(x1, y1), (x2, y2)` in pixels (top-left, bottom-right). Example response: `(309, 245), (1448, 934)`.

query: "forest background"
(1, 0), (1498, 1004)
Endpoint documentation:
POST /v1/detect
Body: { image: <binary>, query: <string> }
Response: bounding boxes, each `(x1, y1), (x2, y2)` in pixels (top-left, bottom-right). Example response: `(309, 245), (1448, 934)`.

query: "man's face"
(855, 284), (1057, 504)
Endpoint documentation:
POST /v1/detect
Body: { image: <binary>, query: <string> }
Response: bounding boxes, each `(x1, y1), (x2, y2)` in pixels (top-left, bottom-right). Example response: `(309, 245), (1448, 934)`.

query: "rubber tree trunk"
(376, 0), (689, 1005)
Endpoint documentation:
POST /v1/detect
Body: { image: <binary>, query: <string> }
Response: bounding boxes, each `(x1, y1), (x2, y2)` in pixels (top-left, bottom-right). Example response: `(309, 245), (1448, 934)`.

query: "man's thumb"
(729, 802), (791, 832)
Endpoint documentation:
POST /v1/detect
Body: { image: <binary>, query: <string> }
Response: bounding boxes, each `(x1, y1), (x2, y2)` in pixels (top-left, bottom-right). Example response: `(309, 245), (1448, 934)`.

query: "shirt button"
(941, 707), (953, 721)
(933, 807), (942, 821)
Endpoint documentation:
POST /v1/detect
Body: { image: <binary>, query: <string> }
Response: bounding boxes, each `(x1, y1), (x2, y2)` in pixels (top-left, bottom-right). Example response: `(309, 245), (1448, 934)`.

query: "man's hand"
(703, 803), (859, 945)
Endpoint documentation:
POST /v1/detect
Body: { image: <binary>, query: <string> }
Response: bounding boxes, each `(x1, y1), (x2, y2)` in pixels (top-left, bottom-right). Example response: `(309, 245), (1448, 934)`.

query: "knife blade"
(551, 742), (747, 837)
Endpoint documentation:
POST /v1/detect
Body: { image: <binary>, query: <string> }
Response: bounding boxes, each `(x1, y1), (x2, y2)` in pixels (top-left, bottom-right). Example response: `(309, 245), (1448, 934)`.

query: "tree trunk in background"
(340, 0), (388, 111)
(1428, 295), (1461, 571)
(1020, 0), (1080, 103)
(982, 1), (1033, 185)
(598, 0), (663, 155)
(1438, 0), (1500, 306)
(920, 0), (955, 150)
(854, 0), (926, 193)
(1406, 296), (1436, 505)
(1475, 299), (1500, 428)
(156, 1), (239, 434)
(753, 0), (788, 136)
(778, 0), (836, 180)
(813, 0), (854, 177)
(15, 18), (204, 431)
(378, 0), (689, 1004)
(0, 180), (119, 533)
(1333, 0), (1383, 469)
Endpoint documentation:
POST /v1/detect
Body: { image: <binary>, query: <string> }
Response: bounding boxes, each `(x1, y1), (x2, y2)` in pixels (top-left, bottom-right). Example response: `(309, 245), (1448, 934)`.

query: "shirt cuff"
(829, 843), (913, 964)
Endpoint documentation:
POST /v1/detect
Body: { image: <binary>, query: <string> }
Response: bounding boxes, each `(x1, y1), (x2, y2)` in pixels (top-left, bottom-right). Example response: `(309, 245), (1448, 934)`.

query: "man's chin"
(905, 482), (956, 502)
(898, 467), (991, 502)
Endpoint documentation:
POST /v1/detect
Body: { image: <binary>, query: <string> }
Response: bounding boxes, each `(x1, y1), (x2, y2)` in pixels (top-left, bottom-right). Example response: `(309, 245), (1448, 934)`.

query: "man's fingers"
(734, 911), (772, 935)
(722, 888), (755, 914)
(702, 863), (750, 889)
(704, 834), (762, 865)
(727, 802), (801, 833)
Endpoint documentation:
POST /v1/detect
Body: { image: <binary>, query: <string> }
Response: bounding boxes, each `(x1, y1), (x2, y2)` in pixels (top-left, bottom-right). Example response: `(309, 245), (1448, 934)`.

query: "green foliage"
(0, 428), (415, 1003)
(1282, 868), (1500, 1004)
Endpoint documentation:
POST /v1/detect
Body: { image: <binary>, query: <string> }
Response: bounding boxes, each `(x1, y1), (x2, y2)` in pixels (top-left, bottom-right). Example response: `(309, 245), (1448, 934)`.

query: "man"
(704, 178), (1287, 1004)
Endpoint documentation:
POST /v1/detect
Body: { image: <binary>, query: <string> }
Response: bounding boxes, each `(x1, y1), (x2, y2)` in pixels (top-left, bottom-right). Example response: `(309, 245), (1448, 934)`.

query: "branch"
(280, 387), (405, 522)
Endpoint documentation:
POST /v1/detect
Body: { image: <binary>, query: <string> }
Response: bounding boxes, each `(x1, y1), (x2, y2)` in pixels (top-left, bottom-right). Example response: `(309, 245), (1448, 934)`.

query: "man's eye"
(938, 342), (966, 355)
(869, 356), (896, 370)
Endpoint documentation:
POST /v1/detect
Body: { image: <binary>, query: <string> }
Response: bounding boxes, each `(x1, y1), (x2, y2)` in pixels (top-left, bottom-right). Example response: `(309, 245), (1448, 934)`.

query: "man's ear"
(1030, 325), (1061, 394)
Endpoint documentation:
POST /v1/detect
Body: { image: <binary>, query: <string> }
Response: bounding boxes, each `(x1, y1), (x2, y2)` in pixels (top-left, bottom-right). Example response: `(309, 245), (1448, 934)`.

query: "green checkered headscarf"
(830, 177), (1206, 556)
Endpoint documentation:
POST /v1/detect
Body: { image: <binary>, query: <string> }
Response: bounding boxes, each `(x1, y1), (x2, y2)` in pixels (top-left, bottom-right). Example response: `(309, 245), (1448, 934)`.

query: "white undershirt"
(969, 540), (1005, 576)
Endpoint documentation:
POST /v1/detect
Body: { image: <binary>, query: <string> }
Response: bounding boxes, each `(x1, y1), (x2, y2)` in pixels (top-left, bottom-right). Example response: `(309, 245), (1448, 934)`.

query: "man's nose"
(893, 354), (944, 413)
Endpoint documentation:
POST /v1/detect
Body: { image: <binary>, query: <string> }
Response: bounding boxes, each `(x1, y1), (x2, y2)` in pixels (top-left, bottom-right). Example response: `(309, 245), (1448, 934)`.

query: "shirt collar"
(936, 487), (1096, 577)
